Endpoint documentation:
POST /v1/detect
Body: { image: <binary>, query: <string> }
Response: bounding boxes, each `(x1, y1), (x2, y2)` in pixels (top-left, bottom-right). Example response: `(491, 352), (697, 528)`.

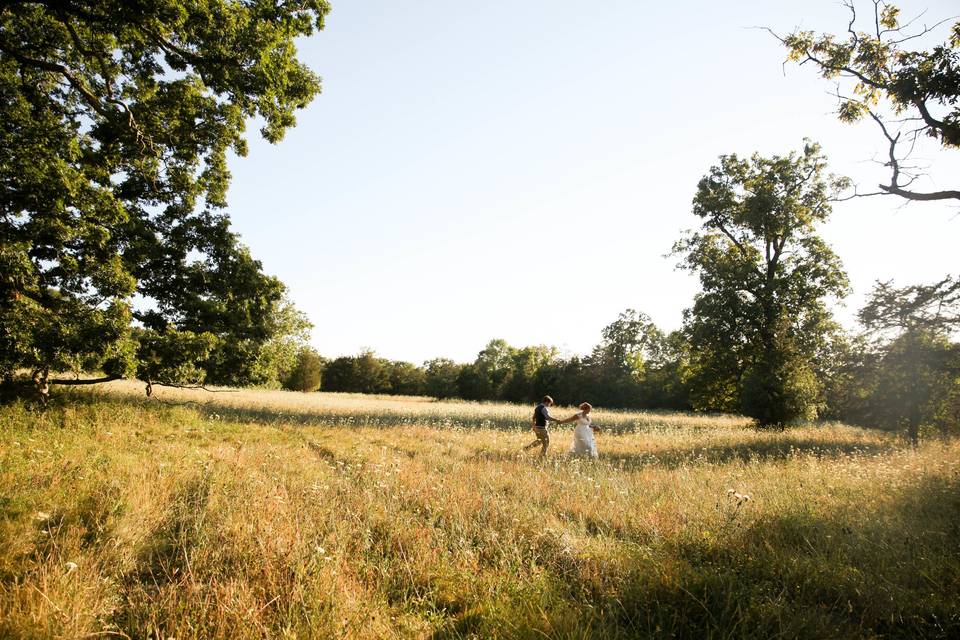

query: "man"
(523, 395), (557, 457)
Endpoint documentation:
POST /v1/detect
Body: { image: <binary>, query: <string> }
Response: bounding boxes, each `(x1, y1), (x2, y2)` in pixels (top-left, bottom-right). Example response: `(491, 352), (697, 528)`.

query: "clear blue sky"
(224, 0), (960, 364)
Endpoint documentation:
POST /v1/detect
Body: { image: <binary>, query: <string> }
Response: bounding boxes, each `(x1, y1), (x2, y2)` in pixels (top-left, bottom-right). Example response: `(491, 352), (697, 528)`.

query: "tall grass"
(0, 388), (957, 638)
(95, 379), (752, 432)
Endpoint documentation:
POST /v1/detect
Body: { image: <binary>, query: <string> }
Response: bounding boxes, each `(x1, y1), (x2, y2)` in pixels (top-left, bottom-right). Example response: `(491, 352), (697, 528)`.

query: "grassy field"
(1, 383), (958, 639)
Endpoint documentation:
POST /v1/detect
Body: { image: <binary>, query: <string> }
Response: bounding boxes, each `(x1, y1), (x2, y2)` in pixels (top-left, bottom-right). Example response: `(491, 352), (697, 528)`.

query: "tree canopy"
(0, 0), (329, 394)
(675, 142), (850, 425)
(776, 0), (960, 202)
(827, 277), (960, 443)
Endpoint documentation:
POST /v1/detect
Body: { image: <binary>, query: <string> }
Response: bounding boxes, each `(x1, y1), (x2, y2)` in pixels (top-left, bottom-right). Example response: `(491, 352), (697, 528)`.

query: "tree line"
(286, 272), (959, 444)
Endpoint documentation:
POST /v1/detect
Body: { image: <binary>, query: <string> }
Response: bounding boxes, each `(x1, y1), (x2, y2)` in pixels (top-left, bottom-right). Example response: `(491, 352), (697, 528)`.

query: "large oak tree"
(675, 142), (850, 425)
(0, 0), (329, 396)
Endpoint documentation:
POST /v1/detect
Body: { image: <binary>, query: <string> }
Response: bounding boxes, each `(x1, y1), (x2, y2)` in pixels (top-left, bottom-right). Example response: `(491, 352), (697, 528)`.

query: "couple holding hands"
(523, 395), (599, 459)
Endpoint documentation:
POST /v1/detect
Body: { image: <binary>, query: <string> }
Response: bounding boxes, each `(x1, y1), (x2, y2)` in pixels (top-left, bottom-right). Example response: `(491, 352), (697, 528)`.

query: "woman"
(557, 402), (598, 459)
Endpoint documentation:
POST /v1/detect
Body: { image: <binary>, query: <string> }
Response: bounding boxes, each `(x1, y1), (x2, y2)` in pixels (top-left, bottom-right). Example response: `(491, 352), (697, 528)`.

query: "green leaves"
(677, 143), (848, 424)
(0, 0), (328, 389)
(880, 5), (901, 31)
(777, 3), (960, 201)
(136, 328), (218, 387)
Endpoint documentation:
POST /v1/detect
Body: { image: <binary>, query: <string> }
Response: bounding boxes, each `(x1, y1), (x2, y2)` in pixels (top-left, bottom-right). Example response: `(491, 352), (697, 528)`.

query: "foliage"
(322, 350), (400, 395)
(740, 318), (821, 425)
(282, 346), (325, 393)
(387, 361), (427, 396)
(859, 276), (960, 333)
(871, 328), (959, 442)
(829, 277), (960, 442)
(459, 339), (516, 401)
(247, 298), (313, 387)
(573, 309), (661, 408)
(0, 0), (330, 391)
(778, 1), (960, 201)
(818, 277), (960, 442)
(423, 358), (463, 400)
(135, 327), (218, 390)
(501, 344), (559, 404)
(675, 142), (849, 425)
(310, 311), (700, 411)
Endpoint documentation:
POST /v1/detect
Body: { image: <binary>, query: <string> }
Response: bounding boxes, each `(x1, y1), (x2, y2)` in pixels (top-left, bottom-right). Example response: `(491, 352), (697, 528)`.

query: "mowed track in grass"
(1, 383), (958, 639)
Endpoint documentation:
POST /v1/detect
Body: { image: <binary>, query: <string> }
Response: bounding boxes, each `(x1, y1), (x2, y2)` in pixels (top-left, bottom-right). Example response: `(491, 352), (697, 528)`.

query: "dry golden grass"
(1, 386), (957, 639)
(95, 379), (753, 432)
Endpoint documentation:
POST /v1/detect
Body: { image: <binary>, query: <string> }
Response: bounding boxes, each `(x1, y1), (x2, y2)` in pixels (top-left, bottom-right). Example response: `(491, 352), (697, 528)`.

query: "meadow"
(1, 383), (957, 639)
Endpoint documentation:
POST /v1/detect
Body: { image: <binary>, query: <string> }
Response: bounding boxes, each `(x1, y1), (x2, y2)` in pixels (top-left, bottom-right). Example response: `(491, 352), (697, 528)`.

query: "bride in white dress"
(560, 402), (598, 458)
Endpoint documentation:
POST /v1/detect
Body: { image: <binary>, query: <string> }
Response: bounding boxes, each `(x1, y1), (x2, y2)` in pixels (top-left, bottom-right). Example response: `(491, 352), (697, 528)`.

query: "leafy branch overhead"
(773, 0), (960, 202)
(0, 1), (329, 395)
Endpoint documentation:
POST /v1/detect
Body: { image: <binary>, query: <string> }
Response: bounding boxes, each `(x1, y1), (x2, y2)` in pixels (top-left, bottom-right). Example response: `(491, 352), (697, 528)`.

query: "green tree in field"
(579, 310), (661, 408)
(243, 297), (313, 388)
(353, 350), (392, 394)
(858, 277), (960, 443)
(775, 1), (960, 202)
(282, 346), (326, 393)
(596, 309), (663, 375)
(675, 142), (850, 425)
(0, 0), (329, 394)
(638, 330), (692, 410)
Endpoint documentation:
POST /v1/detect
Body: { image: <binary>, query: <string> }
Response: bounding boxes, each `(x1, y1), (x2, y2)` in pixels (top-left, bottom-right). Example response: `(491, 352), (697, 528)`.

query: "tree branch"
(0, 37), (112, 118)
(48, 375), (121, 385)
(865, 109), (960, 201)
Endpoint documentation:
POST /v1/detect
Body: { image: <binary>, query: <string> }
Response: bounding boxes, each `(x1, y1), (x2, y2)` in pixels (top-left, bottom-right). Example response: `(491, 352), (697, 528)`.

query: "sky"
(224, 0), (960, 365)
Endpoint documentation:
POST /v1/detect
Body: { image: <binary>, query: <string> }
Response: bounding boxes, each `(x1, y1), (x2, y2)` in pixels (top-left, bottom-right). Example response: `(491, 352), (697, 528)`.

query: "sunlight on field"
(97, 379), (754, 433)
(1, 387), (957, 639)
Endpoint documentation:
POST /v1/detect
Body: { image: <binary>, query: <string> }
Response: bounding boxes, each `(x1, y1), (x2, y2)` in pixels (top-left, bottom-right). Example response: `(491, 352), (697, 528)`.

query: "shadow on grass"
(466, 436), (901, 470)
(599, 437), (900, 470)
(432, 474), (960, 640)
(121, 471), (213, 589)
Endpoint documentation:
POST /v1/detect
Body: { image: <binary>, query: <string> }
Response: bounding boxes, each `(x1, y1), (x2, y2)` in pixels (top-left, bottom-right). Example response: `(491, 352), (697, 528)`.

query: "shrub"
(282, 347), (325, 392)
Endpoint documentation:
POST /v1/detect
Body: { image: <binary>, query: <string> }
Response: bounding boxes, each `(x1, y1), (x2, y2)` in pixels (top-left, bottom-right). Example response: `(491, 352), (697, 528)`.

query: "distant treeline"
(292, 310), (688, 410)
(282, 295), (960, 442)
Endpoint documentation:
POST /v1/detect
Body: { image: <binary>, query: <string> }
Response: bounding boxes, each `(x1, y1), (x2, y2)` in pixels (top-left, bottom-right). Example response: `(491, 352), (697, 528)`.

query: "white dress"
(569, 411), (598, 458)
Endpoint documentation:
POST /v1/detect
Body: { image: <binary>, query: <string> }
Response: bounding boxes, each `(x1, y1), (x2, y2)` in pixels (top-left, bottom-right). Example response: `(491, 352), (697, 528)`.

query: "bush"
(741, 346), (820, 427)
(282, 347), (324, 392)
